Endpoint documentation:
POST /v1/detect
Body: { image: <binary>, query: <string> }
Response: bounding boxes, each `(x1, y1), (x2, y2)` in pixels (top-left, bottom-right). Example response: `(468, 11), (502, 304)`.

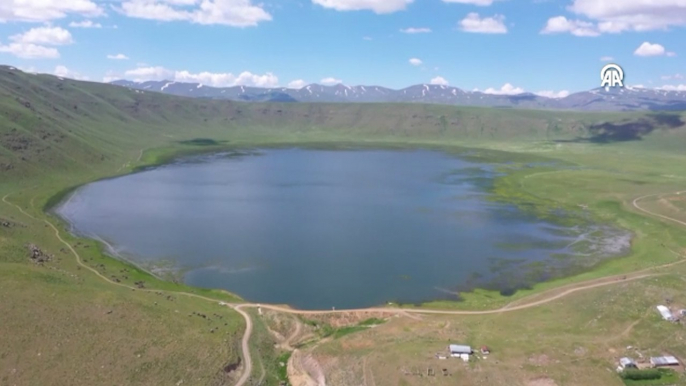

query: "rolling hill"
(2, 65), (685, 183)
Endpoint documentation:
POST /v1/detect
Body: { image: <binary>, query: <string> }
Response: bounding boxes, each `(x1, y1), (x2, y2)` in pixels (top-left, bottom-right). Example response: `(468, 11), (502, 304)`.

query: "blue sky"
(0, 0), (685, 96)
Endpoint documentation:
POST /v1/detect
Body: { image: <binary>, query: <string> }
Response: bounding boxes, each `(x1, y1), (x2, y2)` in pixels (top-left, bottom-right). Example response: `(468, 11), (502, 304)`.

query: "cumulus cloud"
(541, 16), (599, 36)
(479, 83), (525, 95)
(119, 0), (272, 27)
(54, 65), (89, 80)
(124, 66), (174, 80)
(10, 27), (74, 46)
(656, 84), (686, 91)
(311, 0), (413, 14)
(107, 53), (130, 60)
(0, 43), (60, 58)
(430, 76), (448, 86)
(600, 56), (614, 62)
(569, 0), (686, 33)
(178, 70), (278, 87)
(633, 42), (674, 57)
(460, 13), (507, 34)
(543, 0), (686, 36)
(69, 20), (102, 28)
(400, 27), (431, 34)
(442, 0), (494, 5)
(0, 27), (73, 59)
(123, 66), (279, 87)
(0, 0), (103, 22)
(288, 79), (307, 89)
(535, 90), (570, 99)
(320, 77), (342, 85)
(409, 58), (422, 66)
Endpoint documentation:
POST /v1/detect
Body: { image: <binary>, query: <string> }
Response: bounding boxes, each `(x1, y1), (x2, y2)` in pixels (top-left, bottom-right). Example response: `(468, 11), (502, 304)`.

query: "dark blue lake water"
(57, 149), (628, 309)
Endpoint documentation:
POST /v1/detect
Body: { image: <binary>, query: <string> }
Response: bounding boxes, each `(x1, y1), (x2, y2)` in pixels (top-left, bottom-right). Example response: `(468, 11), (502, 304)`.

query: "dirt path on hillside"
(233, 305), (253, 386)
(633, 191), (686, 227)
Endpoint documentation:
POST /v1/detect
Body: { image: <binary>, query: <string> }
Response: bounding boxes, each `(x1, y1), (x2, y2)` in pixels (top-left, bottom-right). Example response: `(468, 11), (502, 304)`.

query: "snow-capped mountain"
(110, 80), (686, 111)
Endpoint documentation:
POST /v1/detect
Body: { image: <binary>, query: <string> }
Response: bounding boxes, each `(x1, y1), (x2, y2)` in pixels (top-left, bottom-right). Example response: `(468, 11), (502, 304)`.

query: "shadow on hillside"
(177, 138), (228, 146)
(556, 113), (685, 143)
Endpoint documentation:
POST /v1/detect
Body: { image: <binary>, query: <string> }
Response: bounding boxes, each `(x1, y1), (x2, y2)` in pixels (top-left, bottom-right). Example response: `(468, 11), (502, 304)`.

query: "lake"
(56, 149), (630, 309)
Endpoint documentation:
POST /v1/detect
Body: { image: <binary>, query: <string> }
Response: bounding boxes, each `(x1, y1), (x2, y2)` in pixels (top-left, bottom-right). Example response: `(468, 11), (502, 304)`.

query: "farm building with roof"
(449, 345), (472, 357)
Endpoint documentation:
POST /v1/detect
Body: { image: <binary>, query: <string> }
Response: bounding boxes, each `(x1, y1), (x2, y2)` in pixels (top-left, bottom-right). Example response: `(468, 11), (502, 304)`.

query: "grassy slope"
(2, 66), (686, 385)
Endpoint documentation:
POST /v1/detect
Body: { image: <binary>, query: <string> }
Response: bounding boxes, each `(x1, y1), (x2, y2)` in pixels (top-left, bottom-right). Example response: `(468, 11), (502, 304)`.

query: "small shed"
(449, 344), (473, 357)
(619, 357), (637, 369)
(657, 305), (675, 321)
(651, 356), (679, 367)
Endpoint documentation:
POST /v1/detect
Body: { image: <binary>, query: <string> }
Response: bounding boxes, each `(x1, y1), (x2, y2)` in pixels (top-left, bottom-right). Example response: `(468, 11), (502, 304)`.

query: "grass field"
(2, 66), (686, 385)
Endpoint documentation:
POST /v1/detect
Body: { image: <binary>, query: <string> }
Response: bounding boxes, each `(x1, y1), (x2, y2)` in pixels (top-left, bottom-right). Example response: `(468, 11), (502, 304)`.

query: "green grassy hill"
(2, 66), (686, 385)
(3, 65), (684, 184)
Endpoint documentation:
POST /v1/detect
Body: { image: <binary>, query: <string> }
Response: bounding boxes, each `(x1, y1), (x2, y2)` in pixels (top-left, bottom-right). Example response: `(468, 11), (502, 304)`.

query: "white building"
(657, 305), (675, 321)
(449, 344), (473, 357)
(651, 356), (679, 367)
(619, 357), (637, 369)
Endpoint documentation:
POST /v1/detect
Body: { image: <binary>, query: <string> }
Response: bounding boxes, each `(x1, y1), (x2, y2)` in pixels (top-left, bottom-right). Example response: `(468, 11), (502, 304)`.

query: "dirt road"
(633, 191), (686, 227)
(232, 305), (253, 386)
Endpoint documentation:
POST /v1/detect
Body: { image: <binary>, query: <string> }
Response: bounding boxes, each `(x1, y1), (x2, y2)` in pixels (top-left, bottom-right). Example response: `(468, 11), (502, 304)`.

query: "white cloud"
(320, 77), (342, 85)
(442, 0), (494, 5)
(123, 66), (279, 87)
(120, 0), (272, 27)
(54, 65), (89, 80)
(0, 27), (73, 59)
(125, 66), (174, 81)
(569, 0), (686, 33)
(633, 42), (672, 57)
(430, 76), (448, 86)
(400, 27), (431, 34)
(661, 73), (684, 80)
(311, 0), (413, 14)
(0, 0), (103, 22)
(0, 43), (60, 58)
(460, 13), (507, 34)
(107, 53), (130, 60)
(363, 36), (373, 40)
(10, 27), (74, 46)
(409, 58), (422, 66)
(666, 51), (677, 57)
(177, 70), (278, 87)
(480, 83), (525, 95)
(656, 84), (686, 91)
(535, 90), (570, 99)
(288, 79), (307, 89)
(600, 56), (614, 62)
(541, 16), (599, 37)
(69, 20), (102, 28)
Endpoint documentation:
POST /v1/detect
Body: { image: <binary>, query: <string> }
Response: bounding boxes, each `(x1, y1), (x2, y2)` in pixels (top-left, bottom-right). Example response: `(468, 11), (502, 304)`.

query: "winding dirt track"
(232, 305), (253, 386)
(4, 188), (686, 386)
(633, 191), (686, 227)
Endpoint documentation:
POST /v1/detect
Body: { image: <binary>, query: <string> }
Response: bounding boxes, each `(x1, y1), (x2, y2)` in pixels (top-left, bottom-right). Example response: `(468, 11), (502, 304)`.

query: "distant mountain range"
(111, 80), (686, 111)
